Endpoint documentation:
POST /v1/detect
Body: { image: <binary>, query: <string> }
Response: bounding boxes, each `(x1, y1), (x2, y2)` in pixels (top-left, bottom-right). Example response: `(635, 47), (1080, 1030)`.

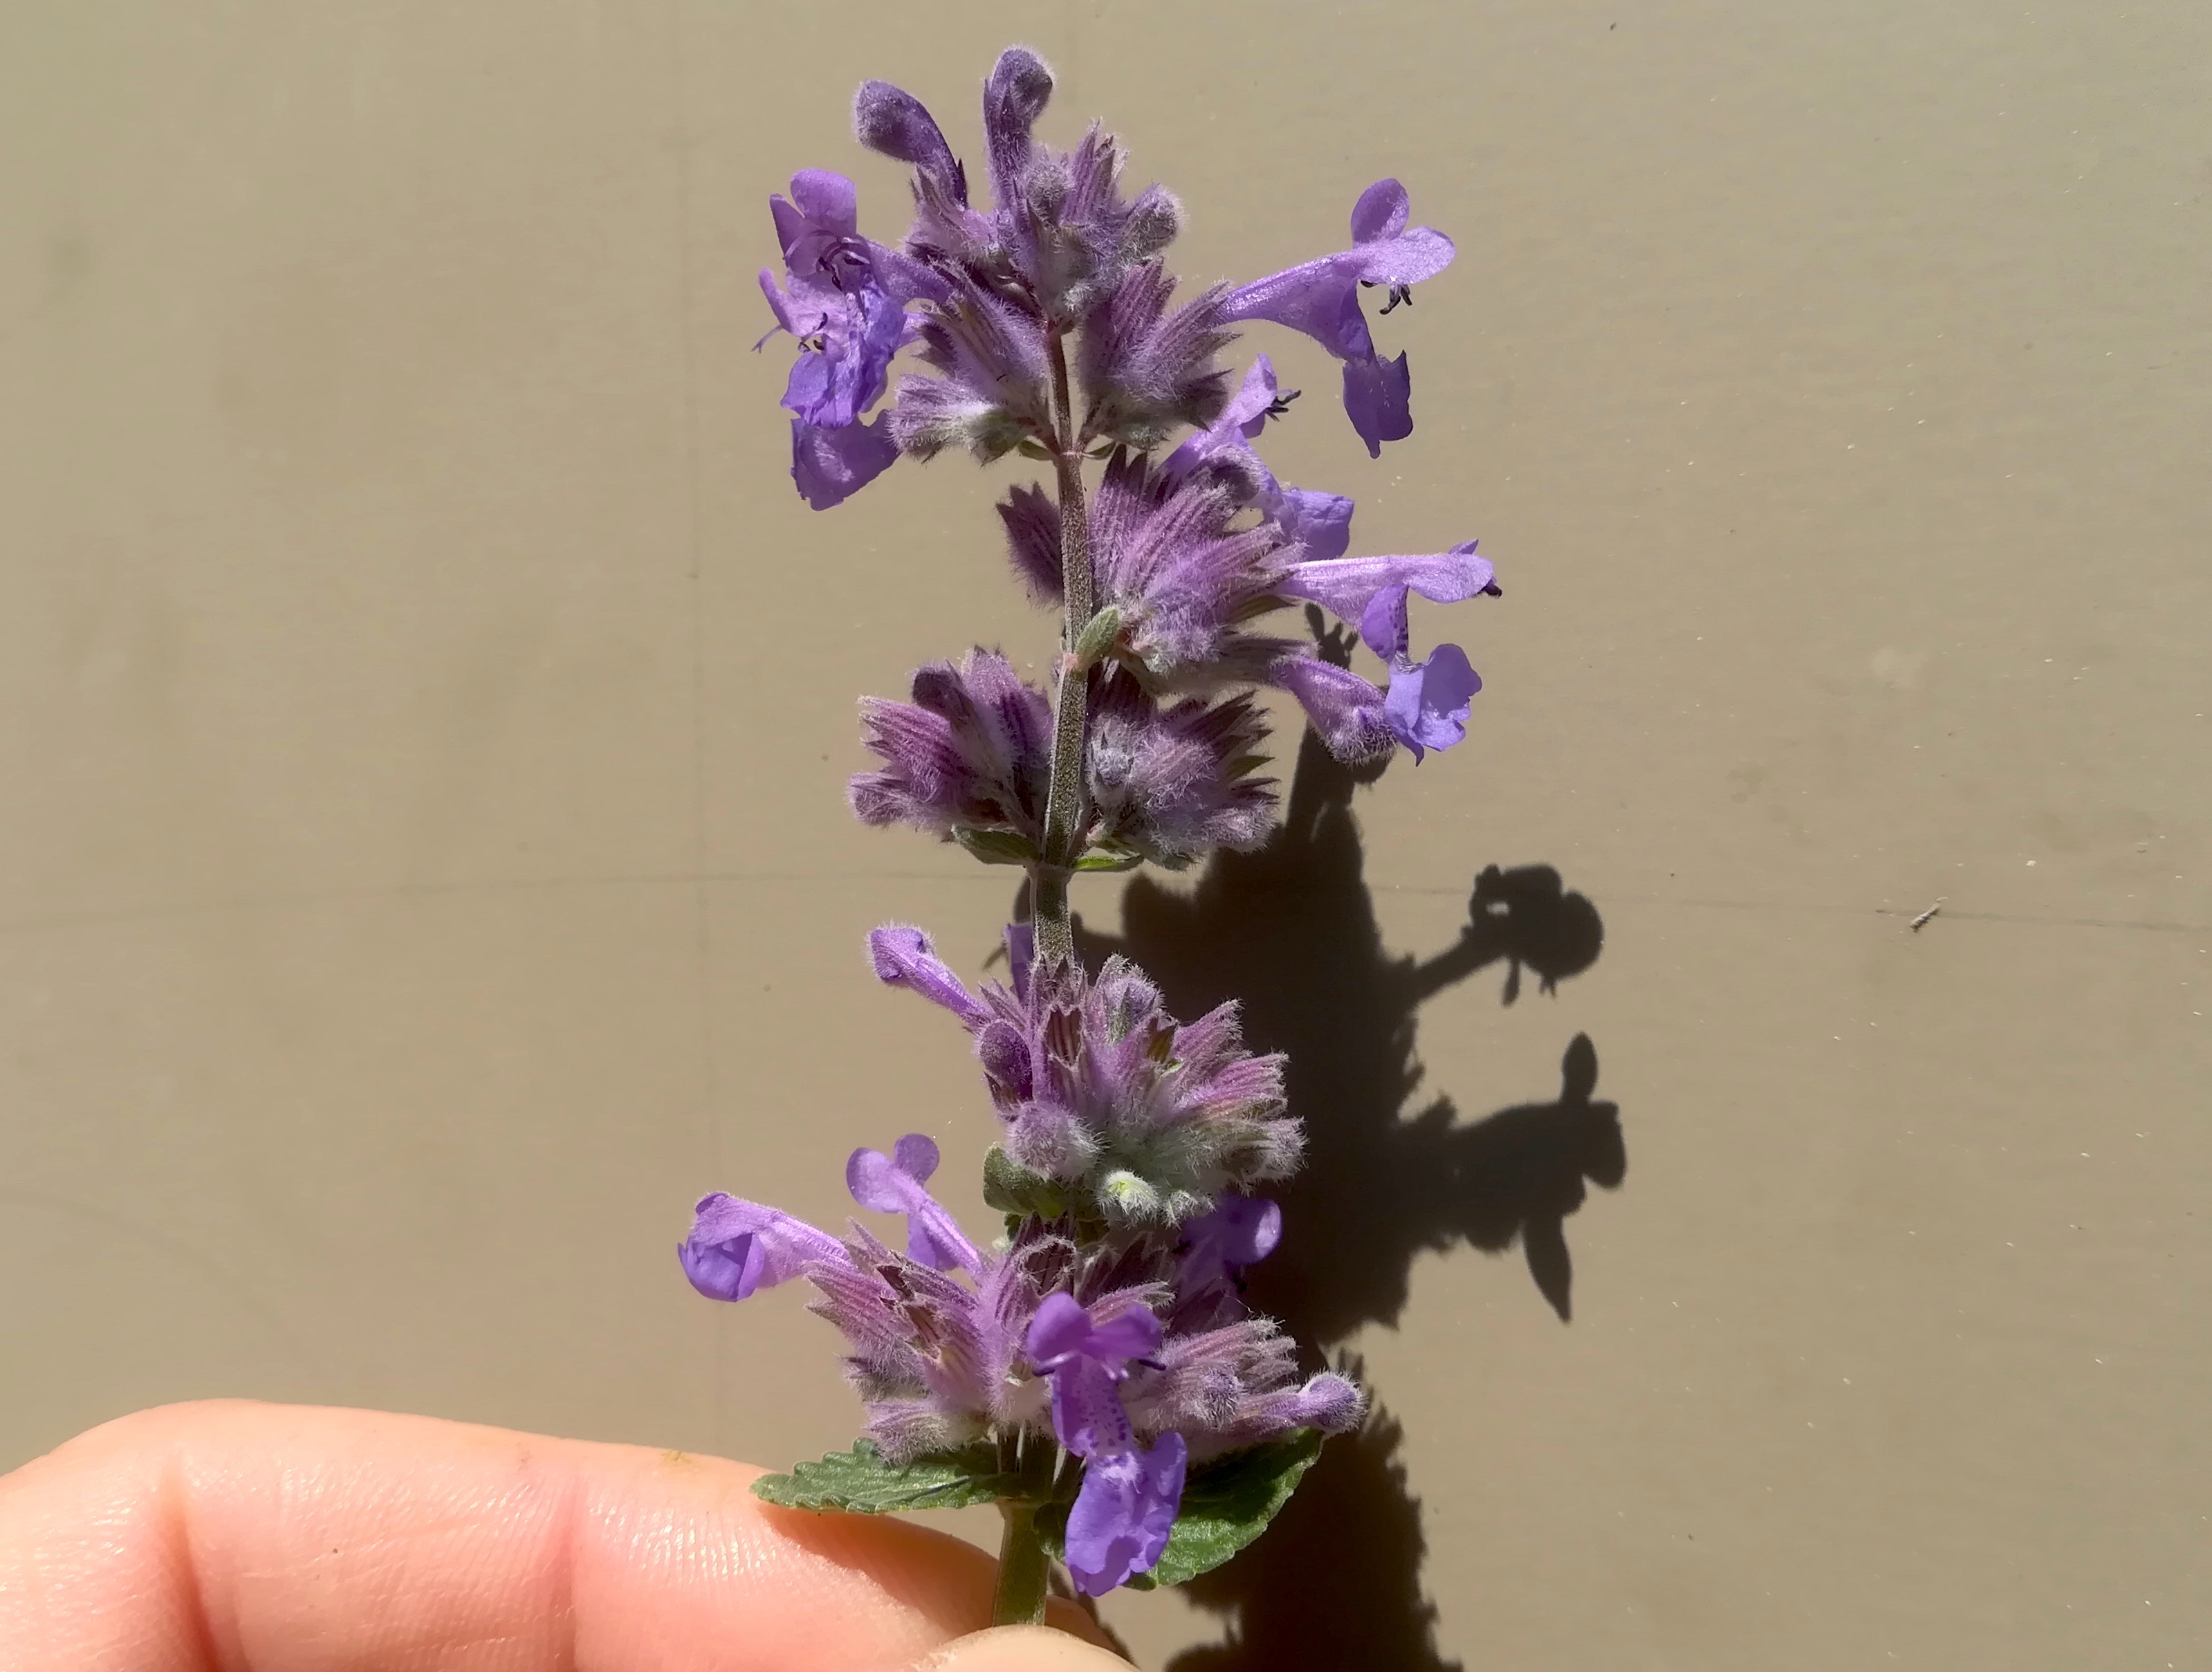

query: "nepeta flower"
(847, 1134), (982, 1273)
(869, 924), (1300, 1225)
(1273, 544), (1495, 762)
(1222, 179), (1457, 455)
(1027, 1293), (1187, 1595)
(759, 170), (940, 508)
(1163, 355), (1354, 562)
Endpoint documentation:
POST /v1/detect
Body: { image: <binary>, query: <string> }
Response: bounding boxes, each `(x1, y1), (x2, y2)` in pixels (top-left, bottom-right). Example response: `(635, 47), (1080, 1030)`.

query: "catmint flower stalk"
(692, 44), (1493, 1629)
(1034, 329), (1095, 971)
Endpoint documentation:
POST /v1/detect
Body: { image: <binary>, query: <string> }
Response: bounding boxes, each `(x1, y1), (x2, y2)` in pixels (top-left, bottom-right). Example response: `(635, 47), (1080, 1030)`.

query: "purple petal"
(846, 1138), (981, 1274)
(1064, 1433), (1187, 1597)
(788, 167), (858, 233)
(1358, 583), (1412, 662)
(1355, 223), (1456, 287)
(867, 925), (990, 1028)
(791, 416), (898, 510)
(679, 1193), (842, 1301)
(1383, 643), (1482, 762)
(1181, 1195), (1284, 1290)
(1220, 262), (1372, 362)
(1047, 1361), (1135, 1459)
(892, 1132), (940, 1184)
(1350, 178), (1410, 243)
(1273, 483), (1355, 562)
(1026, 1292), (1096, 1367)
(1341, 351), (1412, 457)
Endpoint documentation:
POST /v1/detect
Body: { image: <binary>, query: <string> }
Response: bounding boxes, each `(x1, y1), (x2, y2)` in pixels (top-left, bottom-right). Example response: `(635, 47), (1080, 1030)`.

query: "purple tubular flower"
(680, 1194), (845, 1303)
(853, 80), (966, 201)
(757, 170), (939, 508)
(1163, 356), (1354, 562)
(1278, 541), (1496, 650)
(867, 924), (990, 1027)
(1270, 654), (1399, 763)
(1270, 544), (1493, 764)
(847, 1133), (984, 1274)
(1026, 1294), (1187, 1595)
(1220, 179), (1456, 454)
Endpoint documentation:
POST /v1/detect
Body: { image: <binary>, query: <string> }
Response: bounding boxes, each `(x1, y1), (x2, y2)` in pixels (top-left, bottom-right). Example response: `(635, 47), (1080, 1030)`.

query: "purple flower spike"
(1220, 179), (1455, 452)
(848, 1134), (984, 1274)
(1064, 1433), (1186, 1596)
(868, 924), (990, 1029)
(680, 1194), (844, 1303)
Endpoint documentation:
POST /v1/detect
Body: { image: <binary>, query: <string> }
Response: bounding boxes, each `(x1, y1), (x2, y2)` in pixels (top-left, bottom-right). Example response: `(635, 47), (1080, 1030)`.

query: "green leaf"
(1073, 848), (1144, 872)
(982, 1145), (1071, 1220)
(1071, 605), (1123, 668)
(1037, 1431), (1325, 1590)
(953, 827), (1040, 867)
(752, 1440), (1026, 1514)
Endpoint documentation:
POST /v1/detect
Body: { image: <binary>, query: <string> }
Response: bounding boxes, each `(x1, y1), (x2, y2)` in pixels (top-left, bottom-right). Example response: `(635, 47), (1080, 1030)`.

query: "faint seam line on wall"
(1, 878), (2201, 942)
(0, 871), (1015, 940)
(664, 0), (720, 1187)
(666, 0), (727, 1448)
(0, 1189), (326, 1376)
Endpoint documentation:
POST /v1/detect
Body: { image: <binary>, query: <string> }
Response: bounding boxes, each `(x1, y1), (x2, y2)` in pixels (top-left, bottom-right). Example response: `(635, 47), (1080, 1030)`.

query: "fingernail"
(919, 1624), (1132, 1671)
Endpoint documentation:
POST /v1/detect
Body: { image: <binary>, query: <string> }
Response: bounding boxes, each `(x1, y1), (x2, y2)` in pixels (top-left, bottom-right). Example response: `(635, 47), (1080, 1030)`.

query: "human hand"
(0, 1401), (1127, 1671)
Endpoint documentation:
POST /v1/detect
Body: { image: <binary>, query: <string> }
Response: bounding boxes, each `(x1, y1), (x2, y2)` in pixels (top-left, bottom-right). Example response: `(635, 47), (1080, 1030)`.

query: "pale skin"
(0, 1402), (1124, 1671)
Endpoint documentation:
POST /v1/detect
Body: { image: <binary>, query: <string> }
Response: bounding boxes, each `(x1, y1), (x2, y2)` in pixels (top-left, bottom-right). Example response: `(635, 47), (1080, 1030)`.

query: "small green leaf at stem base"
(983, 1146), (1072, 1220)
(1033, 1429), (1326, 1591)
(953, 827), (1040, 867)
(751, 1440), (1027, 1514)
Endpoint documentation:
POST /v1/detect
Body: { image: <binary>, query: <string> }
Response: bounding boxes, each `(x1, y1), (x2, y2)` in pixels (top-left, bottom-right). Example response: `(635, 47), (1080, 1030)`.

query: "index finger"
(0, 1400), (1107, 1671)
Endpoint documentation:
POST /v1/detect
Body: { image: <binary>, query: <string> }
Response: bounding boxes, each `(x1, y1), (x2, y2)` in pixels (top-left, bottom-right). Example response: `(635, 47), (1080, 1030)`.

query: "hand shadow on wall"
(1073, 710), (1622, 1672)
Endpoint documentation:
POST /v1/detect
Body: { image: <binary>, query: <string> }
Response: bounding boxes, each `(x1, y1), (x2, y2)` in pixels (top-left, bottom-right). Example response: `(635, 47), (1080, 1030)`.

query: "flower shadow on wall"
(1068, 635), (1622, 1671)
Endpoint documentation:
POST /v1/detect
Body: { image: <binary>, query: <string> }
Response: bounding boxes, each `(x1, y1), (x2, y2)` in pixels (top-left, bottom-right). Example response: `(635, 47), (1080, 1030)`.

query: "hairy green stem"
(1033, 333), (1093, 970)
(990, 1501), (1052, 1626)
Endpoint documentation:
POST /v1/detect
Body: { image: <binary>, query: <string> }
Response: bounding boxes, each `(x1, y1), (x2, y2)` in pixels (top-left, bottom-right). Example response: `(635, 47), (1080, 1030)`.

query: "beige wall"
(5, 3), (2208, 1666)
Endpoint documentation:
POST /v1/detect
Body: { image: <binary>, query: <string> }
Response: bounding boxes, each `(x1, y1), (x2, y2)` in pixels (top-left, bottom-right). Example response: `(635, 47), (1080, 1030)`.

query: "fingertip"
(919, 1624), (1132, 1671)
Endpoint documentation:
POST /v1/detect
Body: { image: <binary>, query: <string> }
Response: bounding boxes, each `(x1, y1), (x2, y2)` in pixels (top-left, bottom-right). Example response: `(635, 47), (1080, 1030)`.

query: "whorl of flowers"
(688, 45), (1499, 1611)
